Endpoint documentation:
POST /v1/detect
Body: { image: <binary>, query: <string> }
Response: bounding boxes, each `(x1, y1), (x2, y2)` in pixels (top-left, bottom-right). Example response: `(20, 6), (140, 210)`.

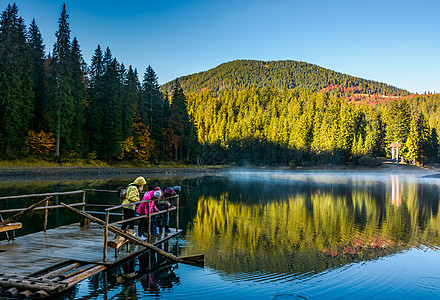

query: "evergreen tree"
(48, 3), (75, 161)
(100, 47), (122, 161)
(86, 44), (105, 154)
(122, 65), (139, 138)
(0, 4), (33, 155)
(27, 18), (47, 131)
(141, 65), (163, 143)
(69, 37), (86, 151)
(169, 79), (192, 161)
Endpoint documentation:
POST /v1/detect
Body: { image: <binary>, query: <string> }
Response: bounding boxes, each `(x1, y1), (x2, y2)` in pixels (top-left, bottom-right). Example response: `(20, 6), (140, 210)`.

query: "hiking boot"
(158, 225), (163, 232)
(165, 226), (171, 233)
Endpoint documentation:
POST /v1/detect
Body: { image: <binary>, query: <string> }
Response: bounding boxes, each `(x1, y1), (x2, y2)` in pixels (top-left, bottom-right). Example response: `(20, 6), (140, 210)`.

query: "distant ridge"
(161, 60), (410, 96)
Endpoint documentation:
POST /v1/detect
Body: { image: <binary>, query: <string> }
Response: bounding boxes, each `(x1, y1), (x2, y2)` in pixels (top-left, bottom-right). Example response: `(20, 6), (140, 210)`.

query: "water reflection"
(2, 171), (440, 299)
(184, 172), (440, 278)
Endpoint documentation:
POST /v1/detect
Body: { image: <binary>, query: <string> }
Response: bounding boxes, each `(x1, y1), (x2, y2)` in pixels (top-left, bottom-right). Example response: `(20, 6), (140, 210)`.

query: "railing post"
(148, 203), (151, 242)
(176, 195), (180, 231)
(44, 199), (49, 234)
(80, 190), (90, 227)
(103, 210), (109, 262)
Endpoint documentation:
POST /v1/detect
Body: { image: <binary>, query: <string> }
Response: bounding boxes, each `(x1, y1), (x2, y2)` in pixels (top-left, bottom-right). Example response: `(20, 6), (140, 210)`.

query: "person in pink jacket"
(137, 187), (162, 238)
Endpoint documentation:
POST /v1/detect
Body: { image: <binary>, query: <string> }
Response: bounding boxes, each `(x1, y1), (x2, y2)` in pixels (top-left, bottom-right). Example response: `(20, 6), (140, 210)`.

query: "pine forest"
(1, 3), (439, 167)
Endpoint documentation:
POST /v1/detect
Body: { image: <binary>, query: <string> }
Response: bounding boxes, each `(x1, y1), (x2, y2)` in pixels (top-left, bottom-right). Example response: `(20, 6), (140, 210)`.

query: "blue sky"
(7, 0), (440, 93)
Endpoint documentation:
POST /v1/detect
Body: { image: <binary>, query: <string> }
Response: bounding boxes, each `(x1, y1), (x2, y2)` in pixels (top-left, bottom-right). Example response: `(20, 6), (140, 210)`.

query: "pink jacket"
(136, 190), (159, 216)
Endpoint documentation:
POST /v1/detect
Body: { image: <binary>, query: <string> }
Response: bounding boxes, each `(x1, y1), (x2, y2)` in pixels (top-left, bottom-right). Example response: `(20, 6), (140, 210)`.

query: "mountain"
(160, 60), (410, 96)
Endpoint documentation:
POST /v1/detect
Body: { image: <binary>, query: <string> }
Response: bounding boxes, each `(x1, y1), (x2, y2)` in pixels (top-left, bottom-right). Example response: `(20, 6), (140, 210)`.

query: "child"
(157, 187), (176, 233)
(121, 176), (146, 233)
(137, 187), (162, 238)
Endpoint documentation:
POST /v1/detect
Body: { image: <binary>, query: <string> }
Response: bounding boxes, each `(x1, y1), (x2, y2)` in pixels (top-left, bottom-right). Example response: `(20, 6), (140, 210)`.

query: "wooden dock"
(0, 223), (182, 297)
(0, 188), (195, 298)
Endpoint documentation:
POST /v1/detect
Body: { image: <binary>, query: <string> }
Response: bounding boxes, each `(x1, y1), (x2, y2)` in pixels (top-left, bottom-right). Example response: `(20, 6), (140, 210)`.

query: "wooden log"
(61, 203), (185, 263)
(58, 264), (96, 280)
(4, 287), (19, 296)
(0, 222), (22, 232)
(30, 290), (50, 298)
(17, 290), (33, 298)
(107, 235), (128, 249)
(37, 263), (81, 280)
(0, 197), (52, 227)
(62, 265), (107, 287)
(0, 274), (67, 293)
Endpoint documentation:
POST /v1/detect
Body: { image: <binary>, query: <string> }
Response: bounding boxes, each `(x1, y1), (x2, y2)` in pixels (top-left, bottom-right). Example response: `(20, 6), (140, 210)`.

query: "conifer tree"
(86, 44), (105, 154)
(27, 18), (47, 131)
(69, 37), (86, 151)
(121, 65), (139, 139)
(48, 3), (75, 161)
(101, 47), (122, 161)
(0, 4), (33, 155)
(141, 66), (163, 144)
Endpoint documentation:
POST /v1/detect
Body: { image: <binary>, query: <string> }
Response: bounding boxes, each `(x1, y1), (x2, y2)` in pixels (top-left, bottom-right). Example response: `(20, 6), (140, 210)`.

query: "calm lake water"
(2, 170), (440, 299)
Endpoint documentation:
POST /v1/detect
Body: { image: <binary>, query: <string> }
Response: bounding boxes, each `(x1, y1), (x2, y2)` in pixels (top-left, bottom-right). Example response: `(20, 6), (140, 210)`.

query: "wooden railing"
(0, 189), (180, 262)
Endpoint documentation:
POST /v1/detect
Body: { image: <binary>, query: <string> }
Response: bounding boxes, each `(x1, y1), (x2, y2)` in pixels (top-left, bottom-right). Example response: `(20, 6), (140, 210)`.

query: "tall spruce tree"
(27, 18), (47, 131)
(170, 79), (192, 161)
(141, 65), (163, 143)
(101, 47), (122, 161)
(0, 4), (33, 155)
(86, 44), (105, 154)
(122, 65), (139, 138)
(48, 3), (75, 161)
(70, 37), (86, 151)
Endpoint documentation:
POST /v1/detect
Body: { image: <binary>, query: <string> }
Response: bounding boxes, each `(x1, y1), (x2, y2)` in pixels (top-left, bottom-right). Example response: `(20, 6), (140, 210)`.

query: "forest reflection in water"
(183, 171), (440, 277)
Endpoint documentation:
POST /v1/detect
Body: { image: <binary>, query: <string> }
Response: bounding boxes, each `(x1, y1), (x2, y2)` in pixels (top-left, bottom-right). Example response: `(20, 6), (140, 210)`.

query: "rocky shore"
(0, 166), (221, 181)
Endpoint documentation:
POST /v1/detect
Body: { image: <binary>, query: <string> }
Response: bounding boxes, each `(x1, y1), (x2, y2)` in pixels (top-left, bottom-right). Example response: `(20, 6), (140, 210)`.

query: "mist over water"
(2, 170), (440, 299)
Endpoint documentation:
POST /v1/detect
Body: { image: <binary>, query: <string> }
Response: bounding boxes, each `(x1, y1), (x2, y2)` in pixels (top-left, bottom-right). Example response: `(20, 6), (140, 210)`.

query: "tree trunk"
(55, 105), (61, 162)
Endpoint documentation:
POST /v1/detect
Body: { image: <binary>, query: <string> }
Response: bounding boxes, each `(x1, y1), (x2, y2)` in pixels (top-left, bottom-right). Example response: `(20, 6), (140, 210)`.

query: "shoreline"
(0, 163), (439, 182)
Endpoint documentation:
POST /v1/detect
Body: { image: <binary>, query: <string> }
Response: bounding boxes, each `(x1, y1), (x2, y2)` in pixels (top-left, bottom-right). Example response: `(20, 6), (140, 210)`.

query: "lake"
(1, 170), (440, 299)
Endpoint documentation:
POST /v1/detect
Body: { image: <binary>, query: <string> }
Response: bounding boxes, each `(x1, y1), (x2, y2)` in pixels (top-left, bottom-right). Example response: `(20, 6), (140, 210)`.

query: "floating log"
(30, 290), (49, 298)
(37, 263), (81, 280)
(0, 274), (67, 293)
(4, 287), (19, 296)
(58, 264), (96, 280)
(17, 290), (33, 298)
(60, 203), (204, 265)
(0, 222), (22, 233)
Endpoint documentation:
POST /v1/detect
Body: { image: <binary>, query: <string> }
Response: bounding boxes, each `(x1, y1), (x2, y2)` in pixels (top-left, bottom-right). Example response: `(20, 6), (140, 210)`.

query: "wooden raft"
(0, 262), (107, 298)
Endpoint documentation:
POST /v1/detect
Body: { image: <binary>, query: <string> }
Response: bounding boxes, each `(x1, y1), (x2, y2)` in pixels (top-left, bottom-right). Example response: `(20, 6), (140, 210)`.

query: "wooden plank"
(58, 264), (96, 280)
(37, 263), (81, 280)
(0, 222), (22, 232)
(63, 265), (107, 287)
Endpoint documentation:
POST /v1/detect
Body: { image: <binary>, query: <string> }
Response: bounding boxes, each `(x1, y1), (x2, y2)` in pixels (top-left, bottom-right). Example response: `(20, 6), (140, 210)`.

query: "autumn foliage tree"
(26, 130), (56, 156)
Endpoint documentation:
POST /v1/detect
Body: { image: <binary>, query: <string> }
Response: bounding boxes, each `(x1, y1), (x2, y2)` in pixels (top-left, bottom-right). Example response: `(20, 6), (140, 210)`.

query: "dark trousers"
(138, 216), (158, 236)
(121, 208), (135, 231)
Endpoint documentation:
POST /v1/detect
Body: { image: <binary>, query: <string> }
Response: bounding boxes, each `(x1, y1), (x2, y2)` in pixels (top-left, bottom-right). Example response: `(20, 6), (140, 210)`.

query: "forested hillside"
(161, 60), (411, 96)
(1, 3), (438, 168)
